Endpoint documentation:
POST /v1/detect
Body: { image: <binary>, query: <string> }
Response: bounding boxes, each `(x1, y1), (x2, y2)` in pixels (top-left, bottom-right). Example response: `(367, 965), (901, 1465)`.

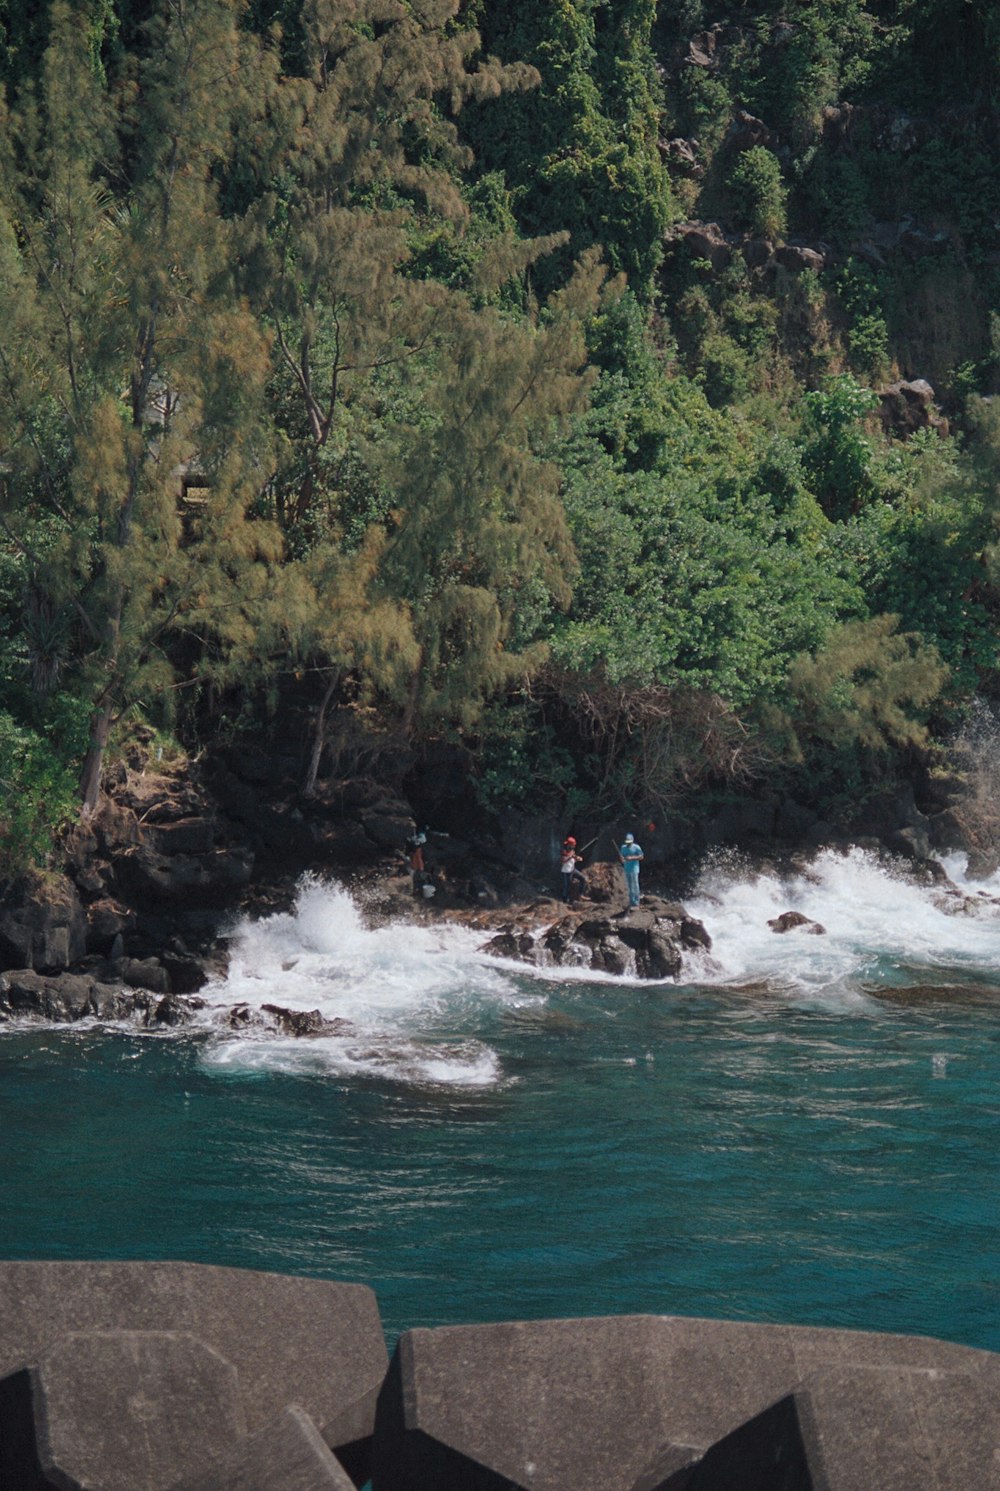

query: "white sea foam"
(198, 877), (514, 1085)
(124, 851), (1000, 1081)
(685, 846), (1000, 999)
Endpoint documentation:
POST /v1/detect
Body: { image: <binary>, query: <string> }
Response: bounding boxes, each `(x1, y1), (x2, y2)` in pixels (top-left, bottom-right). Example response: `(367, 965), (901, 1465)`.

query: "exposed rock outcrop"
(481, 897), (712, 981)
(725, 108), (776, 152)
(684, 26), (722, 70)
(0, 874), (87, 973)
(671, 219), (733, 269)
(0, 967), (206, 1026)
(878, 377), (949, 439)
(226, 1002), (354, 1038)
(658, 135), (703, 176)
(772, 243), (827, 273)
(0, 967), (360, 1041)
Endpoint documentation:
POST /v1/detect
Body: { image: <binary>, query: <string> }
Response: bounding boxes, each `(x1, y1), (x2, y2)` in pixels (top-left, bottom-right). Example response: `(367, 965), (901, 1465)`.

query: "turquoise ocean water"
(2, 849), (1000, 1350)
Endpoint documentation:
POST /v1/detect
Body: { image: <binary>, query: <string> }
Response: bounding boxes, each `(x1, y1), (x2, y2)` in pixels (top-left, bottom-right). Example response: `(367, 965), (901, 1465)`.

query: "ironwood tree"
(0, 0), (278, 814)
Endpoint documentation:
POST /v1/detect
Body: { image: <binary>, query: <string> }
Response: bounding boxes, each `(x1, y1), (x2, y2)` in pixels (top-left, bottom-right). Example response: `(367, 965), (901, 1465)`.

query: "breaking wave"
(189, 850), (1000, 1085)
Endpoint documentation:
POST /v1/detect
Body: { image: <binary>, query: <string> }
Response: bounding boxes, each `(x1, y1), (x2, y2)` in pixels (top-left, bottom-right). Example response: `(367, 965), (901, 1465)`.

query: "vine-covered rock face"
(480, 897), (713, 981)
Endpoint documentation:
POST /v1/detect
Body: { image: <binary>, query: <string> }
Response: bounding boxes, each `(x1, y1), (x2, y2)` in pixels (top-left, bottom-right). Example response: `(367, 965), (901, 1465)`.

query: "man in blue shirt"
(619, 833), (643, 907)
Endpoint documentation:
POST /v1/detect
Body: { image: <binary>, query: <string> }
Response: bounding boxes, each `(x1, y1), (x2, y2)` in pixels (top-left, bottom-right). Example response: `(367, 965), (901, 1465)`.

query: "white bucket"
(422, 883), (436, 899)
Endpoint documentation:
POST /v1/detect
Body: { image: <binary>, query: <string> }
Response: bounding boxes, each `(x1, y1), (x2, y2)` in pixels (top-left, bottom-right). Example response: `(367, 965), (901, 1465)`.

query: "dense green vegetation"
(4, 0), (1000, 872)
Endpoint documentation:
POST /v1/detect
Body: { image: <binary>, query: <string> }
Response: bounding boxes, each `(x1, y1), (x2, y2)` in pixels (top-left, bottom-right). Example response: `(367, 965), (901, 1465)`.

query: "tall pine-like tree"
(0, 0), (278, 812)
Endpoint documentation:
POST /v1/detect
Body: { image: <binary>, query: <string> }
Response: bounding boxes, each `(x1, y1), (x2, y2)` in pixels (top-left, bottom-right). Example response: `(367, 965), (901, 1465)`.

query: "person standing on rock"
(560, 837), (586, 903)
(405, 827), (427, 895)
(618, 833), (643, 908)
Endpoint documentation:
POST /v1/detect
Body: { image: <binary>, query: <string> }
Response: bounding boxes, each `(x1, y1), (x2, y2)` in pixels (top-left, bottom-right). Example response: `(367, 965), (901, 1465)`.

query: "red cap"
(564, 836), (576, 846)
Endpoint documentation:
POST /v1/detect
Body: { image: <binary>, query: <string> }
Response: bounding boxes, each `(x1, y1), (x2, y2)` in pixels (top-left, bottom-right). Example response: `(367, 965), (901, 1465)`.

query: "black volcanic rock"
(480, 896), (711, 980)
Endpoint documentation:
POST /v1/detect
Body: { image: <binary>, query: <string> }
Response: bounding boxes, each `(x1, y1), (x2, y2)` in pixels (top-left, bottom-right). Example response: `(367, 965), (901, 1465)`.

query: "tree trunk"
(402, 645), (425, 737)
(79, 697), (115, 818)
(303, 670), (340, 798)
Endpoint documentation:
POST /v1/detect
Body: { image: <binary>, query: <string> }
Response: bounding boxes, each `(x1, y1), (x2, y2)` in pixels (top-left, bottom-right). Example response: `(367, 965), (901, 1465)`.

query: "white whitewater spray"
(686, 846), (1000, 999)
(199, 877), (522, 1086)
(192, 852), (1000, 1080)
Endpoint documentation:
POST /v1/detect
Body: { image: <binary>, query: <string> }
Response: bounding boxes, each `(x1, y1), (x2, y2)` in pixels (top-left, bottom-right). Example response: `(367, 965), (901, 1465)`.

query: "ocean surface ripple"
(3, 848), (1000, 1348)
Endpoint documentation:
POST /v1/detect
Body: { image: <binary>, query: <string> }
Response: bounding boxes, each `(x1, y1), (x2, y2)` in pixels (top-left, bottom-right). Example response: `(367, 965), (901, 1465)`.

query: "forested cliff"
(3, 0), (1000, 880)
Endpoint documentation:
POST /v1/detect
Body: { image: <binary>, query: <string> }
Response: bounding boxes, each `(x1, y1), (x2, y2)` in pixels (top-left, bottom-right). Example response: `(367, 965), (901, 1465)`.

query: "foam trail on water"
(686, 846), (1000, 999)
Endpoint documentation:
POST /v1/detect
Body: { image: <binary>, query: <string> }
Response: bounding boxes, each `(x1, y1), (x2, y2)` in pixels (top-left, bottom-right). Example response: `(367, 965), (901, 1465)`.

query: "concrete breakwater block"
(0, 1262), (387, 1484)
(171, 1404), (356, 1491)
(635, 1364), (1000, 1489)
(0, 1330), (245, 1490)
(371, 1314), (1000, 1491)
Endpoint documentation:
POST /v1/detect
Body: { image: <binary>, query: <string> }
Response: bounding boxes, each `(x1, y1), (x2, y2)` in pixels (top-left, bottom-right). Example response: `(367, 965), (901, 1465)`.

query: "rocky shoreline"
(480, 896), (714, 979)
(1, 729), (997, 1029)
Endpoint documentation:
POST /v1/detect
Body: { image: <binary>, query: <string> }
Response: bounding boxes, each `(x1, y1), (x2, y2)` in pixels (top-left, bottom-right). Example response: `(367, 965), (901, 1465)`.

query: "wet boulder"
(224, 1003), (354, 1038)
(482, 928), (539, 962)
(767, 911), (826, 935)
(89, 982), (141, 1021)
(594, 937), (637, 977)
(160, 947), (210, 994)
(0, 971), (205, 1027)
(647, 931), (684, 979)
(0, 970), (96, 1022)
(260, 1003), (353, 1038)
(152, 993), (204, 1026)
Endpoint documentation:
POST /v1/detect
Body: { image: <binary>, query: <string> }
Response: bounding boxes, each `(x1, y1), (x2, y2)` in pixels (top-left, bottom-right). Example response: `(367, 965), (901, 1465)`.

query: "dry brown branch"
(533, 670), (777, 814)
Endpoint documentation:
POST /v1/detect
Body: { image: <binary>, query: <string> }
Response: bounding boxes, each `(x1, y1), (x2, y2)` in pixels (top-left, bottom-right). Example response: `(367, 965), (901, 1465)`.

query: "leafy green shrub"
(698, 331), (753, 404)
(847, 312), (890, 379)
(675, 67), (732, 154)
(0, 712), (78, 886)
(727, 147), (788, 240)
(797, 147), (873, 240)
(836, 261), (890, 379)
(474, 699), (578, 811)
(801, 373), (880, 518)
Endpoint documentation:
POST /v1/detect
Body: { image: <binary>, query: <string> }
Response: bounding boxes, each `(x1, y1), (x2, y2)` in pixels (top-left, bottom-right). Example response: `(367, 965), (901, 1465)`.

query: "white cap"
(625, 834), (634, 843)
